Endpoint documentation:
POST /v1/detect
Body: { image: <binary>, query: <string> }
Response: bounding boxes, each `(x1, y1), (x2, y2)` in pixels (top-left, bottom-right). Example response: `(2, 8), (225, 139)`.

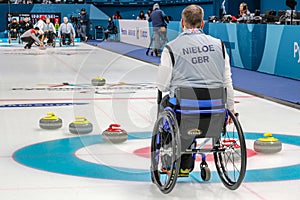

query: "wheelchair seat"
(170, 87), (227, 143)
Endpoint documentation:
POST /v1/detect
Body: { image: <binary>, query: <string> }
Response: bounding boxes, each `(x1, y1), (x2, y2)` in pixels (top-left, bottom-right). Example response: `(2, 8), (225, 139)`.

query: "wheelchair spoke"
(214, 110), (247, 190)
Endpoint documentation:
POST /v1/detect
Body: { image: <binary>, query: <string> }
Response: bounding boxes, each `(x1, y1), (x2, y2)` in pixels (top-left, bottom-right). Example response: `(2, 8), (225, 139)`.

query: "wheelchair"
(44, 31), (56, 48)
(8, 29), (21, 44)
(150, 87), (247, 194)
(59, 33), (74, 47)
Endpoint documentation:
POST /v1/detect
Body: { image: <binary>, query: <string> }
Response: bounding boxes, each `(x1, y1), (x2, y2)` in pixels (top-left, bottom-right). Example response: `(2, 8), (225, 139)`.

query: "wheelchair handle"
(157, 90), (162, 105)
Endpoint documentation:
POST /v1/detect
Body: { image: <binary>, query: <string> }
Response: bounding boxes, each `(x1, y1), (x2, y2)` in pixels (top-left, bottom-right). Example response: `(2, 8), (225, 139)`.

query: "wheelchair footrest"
(159, 168), (190, 177)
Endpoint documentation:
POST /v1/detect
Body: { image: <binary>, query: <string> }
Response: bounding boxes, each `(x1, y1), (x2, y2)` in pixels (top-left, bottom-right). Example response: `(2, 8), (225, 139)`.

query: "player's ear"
(201, 20), (205, 29)
(181, 19), (184, 30)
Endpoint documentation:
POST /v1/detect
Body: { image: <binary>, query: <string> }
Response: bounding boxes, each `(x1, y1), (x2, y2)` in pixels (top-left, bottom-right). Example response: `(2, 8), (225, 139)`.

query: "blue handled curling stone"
(102, 124), (128, 143)
(91, 76), (106, 86)
(39, 112), (62, 129)
(254, 132), (282, 153)
(69, 116), (93, 134)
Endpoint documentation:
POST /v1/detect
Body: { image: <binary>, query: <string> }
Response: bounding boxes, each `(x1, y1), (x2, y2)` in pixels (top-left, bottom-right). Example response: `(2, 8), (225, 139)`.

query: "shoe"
(24, 45), (31, 49)
(178, 168), (190, 177)
(154, 49), (161, 57)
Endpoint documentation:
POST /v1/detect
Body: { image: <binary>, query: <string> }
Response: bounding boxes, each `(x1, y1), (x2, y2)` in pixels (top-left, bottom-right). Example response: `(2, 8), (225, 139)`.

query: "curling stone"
(39, 112), (62, 130)
(69, 116), (93, 134)
(254, 132), (282, 154)
(102, 124), (128, 143)
(91, 76), (106, 86)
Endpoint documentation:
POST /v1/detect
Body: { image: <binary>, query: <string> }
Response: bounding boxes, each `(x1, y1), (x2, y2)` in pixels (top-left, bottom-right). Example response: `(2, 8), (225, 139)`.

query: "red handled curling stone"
(102, 124), (128, 143)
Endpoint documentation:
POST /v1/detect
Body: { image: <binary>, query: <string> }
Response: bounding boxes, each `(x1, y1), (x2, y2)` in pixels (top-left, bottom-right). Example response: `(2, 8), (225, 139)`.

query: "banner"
(118, 19), (150, 48)
(7, 13), (61, 29)
(208, 23), (300, 80)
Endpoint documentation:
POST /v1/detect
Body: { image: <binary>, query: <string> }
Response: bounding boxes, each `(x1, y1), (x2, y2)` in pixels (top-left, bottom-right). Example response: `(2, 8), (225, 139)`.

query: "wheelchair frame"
(44, 31), (56, 48)
(8, 30), (21, 44)
(150, 89), (247, 194)
(59, 33), (75, 47)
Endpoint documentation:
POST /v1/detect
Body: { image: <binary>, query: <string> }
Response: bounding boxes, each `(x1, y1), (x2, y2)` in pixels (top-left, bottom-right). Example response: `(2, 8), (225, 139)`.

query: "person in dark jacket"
(148, 3), (169, 56)
(8, 18), (20, 39)
(20, 17), (33, 34)
(104, 17), (116, 40)
(78, 8), (89, 42)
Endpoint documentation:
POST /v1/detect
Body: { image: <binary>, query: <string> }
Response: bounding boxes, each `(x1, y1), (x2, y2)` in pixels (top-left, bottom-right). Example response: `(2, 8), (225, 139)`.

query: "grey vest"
(166, 29), (225, 97)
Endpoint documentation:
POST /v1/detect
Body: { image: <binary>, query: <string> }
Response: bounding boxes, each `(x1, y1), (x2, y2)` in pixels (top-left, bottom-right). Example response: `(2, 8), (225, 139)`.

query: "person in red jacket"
(20, 27), (44, 49)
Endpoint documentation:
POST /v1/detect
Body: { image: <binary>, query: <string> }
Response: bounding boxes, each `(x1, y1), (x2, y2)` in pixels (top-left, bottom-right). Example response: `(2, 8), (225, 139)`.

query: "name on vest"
(182, 45), (215, 64)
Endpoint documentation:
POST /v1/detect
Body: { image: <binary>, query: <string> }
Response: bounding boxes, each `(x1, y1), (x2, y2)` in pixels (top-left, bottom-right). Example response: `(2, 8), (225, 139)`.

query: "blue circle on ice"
(13, 132), (300, 182)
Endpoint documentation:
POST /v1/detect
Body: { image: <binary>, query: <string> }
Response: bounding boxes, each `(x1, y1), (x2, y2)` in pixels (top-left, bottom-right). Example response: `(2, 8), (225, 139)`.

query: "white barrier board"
(118, 19), (151, 48)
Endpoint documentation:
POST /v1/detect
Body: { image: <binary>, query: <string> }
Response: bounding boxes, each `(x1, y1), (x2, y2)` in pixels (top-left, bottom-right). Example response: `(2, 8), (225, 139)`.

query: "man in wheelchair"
(58, 17), (75, 45)
(8, 18), (20, 41)
(156, 4), (235, 176)
(43, 18), (56, 47)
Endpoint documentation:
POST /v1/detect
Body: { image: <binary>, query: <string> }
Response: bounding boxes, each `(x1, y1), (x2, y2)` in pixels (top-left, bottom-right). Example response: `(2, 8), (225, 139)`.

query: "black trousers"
(61, 33), (71, 44)
(21, 37), (35, 47)
(44, 31), (55, 43)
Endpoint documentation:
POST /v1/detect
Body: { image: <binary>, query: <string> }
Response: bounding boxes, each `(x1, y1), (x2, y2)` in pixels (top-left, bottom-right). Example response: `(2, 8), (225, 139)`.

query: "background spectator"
(113, 11), (122, 19)
(137, 10), (146, 20)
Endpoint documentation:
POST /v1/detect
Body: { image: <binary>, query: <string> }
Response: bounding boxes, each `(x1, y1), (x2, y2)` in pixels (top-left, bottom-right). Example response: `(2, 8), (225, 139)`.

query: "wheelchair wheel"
(200, 166), (211, 181)
(214, 110), (247, 190)
(151, 109), (181, 194)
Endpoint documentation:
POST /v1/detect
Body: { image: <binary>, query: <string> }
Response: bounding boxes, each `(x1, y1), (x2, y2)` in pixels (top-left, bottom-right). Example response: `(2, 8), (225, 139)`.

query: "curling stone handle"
(109, 124), (120, 128)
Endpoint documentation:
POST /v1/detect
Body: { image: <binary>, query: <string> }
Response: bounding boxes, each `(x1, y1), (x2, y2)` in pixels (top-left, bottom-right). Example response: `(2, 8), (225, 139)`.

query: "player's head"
(63, 17), (68, 24)
(153, 3), (160, 10)
(34, 27), (39, 34)
(181, 4), (204, 30)
(46, 18), (51, 23)
(40, 15), (46, 21)
(81, 8), (86, 14)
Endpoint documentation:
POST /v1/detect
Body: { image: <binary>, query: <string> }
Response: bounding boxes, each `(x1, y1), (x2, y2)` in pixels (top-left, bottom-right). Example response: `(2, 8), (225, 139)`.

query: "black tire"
(200, 166), (211, 181)
(52, 38), (56, 47)
(151, 109), (181, 194)
(214, 110), (247, 190)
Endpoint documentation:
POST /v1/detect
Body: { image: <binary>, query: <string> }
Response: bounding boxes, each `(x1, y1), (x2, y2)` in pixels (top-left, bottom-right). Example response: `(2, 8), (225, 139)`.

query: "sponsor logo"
(128, 29), (135, 36)
(187, 128), (202, 135)
(142, 31), (148, 38)
(121, 28), (127, 35)
(294, 42), (300, 63)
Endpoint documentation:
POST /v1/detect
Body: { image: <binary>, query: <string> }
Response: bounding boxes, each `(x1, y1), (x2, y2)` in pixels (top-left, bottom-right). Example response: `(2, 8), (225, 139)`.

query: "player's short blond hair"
(181, 5), (204, 29)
